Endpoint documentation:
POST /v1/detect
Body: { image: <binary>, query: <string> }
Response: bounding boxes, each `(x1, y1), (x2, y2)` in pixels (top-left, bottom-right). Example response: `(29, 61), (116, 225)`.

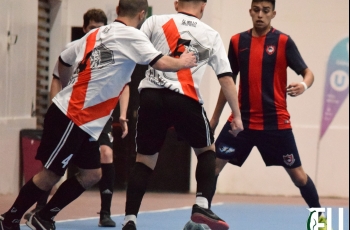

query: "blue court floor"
(20, 203), (349, 230)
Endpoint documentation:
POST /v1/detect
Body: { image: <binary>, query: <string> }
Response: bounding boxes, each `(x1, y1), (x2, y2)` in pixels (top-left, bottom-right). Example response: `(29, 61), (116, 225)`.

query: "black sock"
(38, 176), (85, 221)
(208, 175), (219, 209)
(4, 178), (46, 226)
(298, 175), (321, 208)
(36, 189), (51, 209)
(196, 150), (216, 203)
(125, 162), (153, 216)
(99, 163), (115, 214)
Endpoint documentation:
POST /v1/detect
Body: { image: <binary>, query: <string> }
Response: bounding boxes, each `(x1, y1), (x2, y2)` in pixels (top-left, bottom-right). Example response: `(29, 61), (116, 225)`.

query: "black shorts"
(36, 104), (101, 176)
(136, 89), (214, 155)
(98, 117), (113, 149)
(215, 121), (302, 169)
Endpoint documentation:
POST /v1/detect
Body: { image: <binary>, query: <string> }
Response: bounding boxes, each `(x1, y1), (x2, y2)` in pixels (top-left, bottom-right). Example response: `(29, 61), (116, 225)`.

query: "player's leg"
(173, 95), (230, 230)
(123, 89), (169, 230)
(98, 118), (116, 227)
(25, 107), (102, 229)
(256, 129), (322, 209)
(0, 104), (78, 229)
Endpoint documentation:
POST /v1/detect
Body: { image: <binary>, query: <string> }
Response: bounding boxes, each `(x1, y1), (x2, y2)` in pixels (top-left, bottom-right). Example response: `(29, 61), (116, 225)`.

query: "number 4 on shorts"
(61, 154), (73, 168)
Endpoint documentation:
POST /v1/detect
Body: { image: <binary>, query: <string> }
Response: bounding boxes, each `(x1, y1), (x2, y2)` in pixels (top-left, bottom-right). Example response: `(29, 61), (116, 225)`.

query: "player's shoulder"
(270, 28), (291, 38)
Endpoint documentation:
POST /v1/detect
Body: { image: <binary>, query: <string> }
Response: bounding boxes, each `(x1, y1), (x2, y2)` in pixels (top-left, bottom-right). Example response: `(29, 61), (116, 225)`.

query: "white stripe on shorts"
(201, 107), (211, 146)
(45, 121), (74, 169)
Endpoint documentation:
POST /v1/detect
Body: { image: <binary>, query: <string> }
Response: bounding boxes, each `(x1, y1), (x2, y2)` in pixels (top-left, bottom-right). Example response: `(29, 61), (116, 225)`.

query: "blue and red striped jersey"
(228, 28), (307, 130)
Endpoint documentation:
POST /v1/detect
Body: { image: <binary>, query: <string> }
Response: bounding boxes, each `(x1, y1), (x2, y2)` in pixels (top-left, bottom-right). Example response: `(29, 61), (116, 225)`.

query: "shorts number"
(61, 154), (73, 168)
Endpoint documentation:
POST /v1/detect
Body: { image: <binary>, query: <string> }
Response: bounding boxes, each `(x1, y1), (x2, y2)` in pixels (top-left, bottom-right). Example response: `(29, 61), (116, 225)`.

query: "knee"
(100, 146), (113, 163)
(33, 168), (61, 191)
(291, 172), (308, 187)
(78, 168), (102, 189)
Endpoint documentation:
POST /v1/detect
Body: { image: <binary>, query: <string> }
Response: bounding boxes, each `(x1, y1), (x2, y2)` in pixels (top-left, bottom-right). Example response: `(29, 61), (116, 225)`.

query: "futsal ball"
(183, 220), (211, 230)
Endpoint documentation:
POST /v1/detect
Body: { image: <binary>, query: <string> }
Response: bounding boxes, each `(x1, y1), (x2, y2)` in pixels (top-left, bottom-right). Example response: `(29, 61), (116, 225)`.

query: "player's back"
(140, 13), (229, 103)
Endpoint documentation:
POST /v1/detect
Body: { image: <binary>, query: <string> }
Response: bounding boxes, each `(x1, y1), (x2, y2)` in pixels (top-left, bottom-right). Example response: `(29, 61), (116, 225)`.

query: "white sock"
(196, 196), (209, 209)
(123, 215), (137, 226)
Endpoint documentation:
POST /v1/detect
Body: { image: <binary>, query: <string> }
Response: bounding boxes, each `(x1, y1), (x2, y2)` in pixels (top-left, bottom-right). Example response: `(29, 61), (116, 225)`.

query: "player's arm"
(218, 76), (243, 137)
(285, 36), (314, 97)
(287, 68), (314, 97)
(119, 84), (129, 139)
(57, 56), (74, 88)
(151, 50), (197, 72)
(49, 61), (62, 103)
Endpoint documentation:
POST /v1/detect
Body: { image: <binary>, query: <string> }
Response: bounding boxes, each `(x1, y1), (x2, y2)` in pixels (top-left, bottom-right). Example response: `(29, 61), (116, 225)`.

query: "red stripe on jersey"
(248, 37), (265, 130)
(274, 34), (291, 129)
(67, 29), (119, 126)
(228, 35), (240, 123)
(162, 19), (198, 101)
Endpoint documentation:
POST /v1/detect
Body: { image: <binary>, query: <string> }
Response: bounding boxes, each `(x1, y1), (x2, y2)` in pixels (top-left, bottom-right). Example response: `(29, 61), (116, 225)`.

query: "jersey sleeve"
(228, 38), (240, 81)
(286, 36), (308, 75)
(59, 38), (84, 66)
(140, 16), (155, 39)
(208, 33), (233, 78)
(121, 29), (162, 66)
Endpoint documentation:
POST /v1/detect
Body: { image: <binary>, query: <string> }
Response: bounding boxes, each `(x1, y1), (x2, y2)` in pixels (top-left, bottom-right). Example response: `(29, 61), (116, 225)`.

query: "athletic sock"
(298, 175), (321, 208)
(38, 176), (85, 221)
(36, 189), (51, 209)
(99, 163), (115, 214)
(208, 175), (219, 209)
(4, 178), (46, 226)
(125, 162), (153, 216)
(195, 150), (216, 208)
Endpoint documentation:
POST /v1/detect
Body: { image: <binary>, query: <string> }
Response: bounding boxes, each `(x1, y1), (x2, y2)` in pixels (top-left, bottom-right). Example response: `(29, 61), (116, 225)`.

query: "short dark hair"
(179, 0), (207, 2)
(118, 0), (149, 17)
(252, 0), (276, 10)
(83, 8), (107, 28)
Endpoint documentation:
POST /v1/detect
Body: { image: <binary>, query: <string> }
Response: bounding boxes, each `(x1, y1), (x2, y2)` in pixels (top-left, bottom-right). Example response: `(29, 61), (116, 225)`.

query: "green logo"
(307, 210), (318, 230)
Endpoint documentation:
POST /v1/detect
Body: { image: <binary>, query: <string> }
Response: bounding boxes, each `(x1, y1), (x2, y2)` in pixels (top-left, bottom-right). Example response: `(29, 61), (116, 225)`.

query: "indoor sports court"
(0, 0), (348, 230)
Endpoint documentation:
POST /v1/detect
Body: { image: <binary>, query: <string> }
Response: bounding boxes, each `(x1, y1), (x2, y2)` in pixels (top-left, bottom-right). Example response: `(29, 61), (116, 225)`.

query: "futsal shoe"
(183, 220), (211, 230)
(24, 206), (44, 221)
(191, 204), (229, 230)
(0, 215), (20, 230)
(26, 213), (56, 230)
(122, 221), (136, 230)
(98, 211), (116, 227)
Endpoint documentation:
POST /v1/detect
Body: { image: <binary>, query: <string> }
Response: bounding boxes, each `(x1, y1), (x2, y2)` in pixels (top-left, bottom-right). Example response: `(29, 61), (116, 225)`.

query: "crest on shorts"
(266, 45), (276, 55)
(283, 154), (295, 166)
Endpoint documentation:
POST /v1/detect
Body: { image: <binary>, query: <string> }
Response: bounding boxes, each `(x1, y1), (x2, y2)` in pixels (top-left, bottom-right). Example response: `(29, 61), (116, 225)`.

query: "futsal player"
(209, 0), (329, 229)
(122, 1), (243, 230)
(0, 0), (197, 229)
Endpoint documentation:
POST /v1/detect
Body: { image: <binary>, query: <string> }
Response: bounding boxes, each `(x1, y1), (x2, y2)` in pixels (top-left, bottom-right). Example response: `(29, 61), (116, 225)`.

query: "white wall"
(1, 0), (348, 198)
(0, 0), (38, 194)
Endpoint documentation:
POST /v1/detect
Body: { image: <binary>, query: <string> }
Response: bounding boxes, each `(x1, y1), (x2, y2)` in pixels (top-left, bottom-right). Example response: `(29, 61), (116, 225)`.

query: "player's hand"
(229, 117), (243, 137)
(287, 82), (306, 97)
(119, 117), (129, 138)
(179, 49), (197, 69)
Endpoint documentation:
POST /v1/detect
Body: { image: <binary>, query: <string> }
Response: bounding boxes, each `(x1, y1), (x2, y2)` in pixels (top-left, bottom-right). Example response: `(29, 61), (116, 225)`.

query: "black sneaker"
(0, 215), (20, 230)
(191, 204), (229, 230)
(98, 211), (116, 227)
(122, 221), (136, 230)
(24, 206), (43, 221)
(26, 213), (56, 230)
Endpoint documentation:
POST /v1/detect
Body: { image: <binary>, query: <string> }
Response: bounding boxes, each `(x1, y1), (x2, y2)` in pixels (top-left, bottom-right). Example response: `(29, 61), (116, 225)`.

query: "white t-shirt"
(139, 13), (233, 104)
(54, 21), (162, 140)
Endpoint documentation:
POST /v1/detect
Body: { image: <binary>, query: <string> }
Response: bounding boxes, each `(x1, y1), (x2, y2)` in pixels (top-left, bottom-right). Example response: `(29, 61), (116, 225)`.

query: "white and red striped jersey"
(54, 21), (162, 140)
(139, 12), (233, 104)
